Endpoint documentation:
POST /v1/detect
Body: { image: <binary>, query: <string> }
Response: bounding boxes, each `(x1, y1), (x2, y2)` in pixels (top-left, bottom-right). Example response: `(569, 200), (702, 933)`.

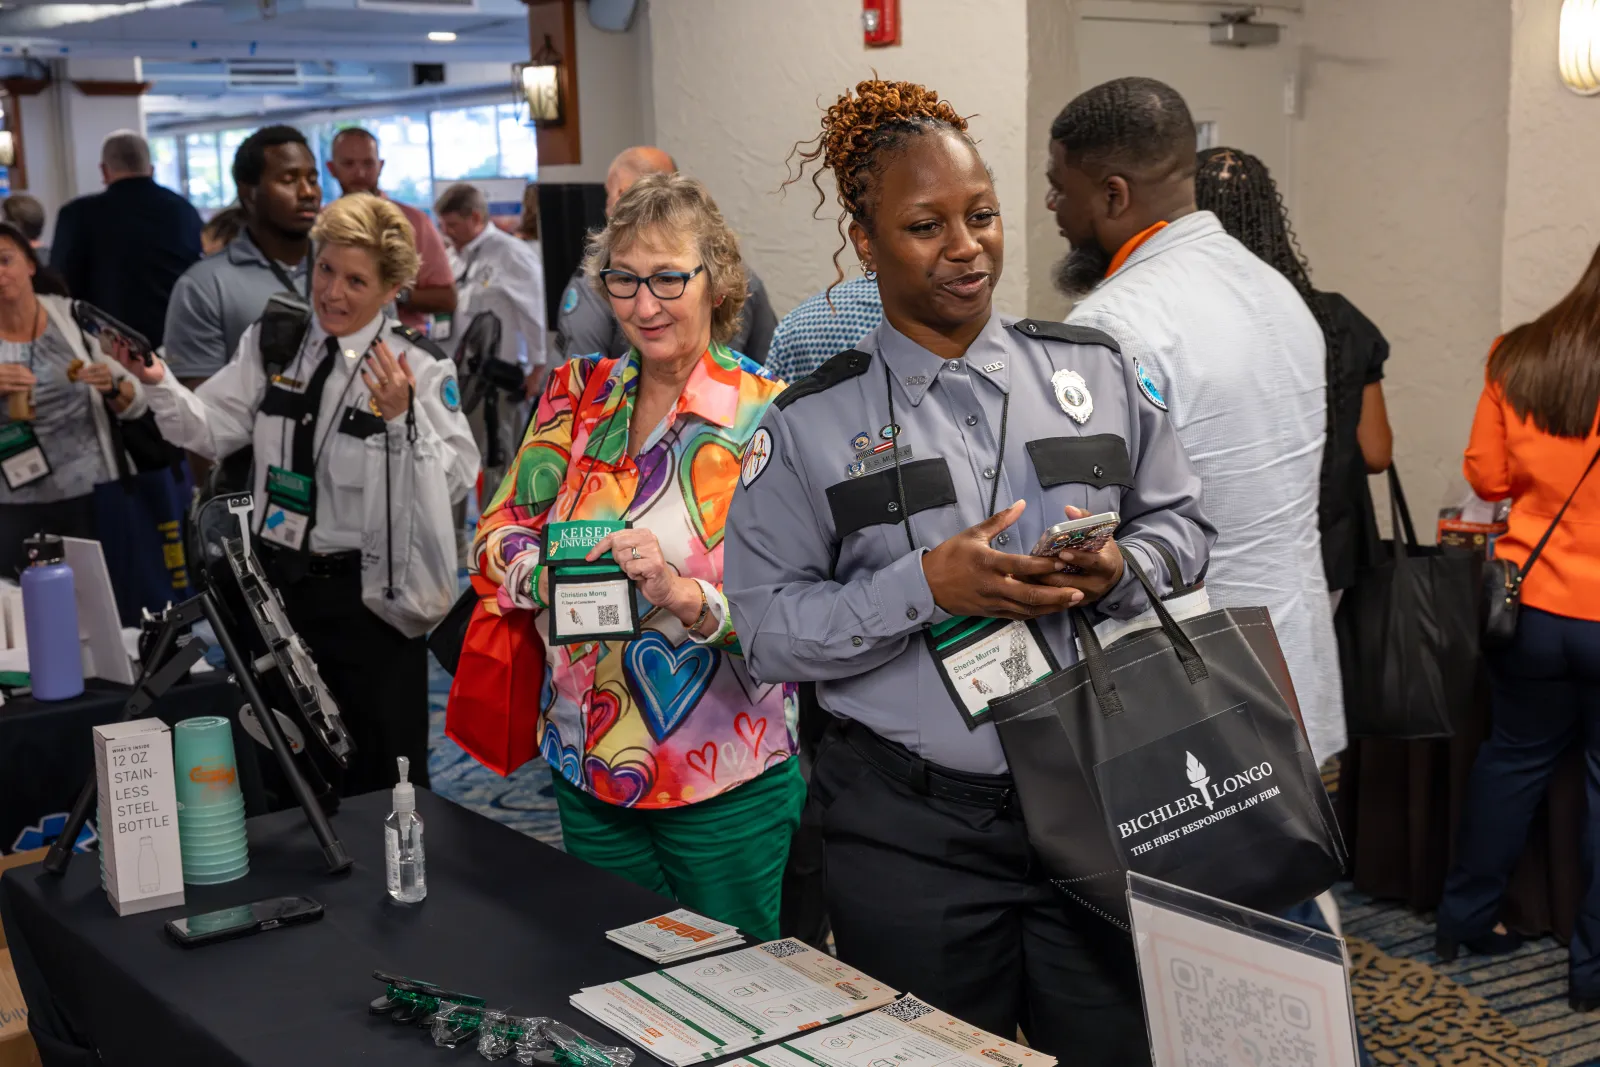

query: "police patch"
(561, 286), (580, 315)
(1134, 359), (1167, 411)
(441, 376), (462, 412)
(741, 427), (773, 487)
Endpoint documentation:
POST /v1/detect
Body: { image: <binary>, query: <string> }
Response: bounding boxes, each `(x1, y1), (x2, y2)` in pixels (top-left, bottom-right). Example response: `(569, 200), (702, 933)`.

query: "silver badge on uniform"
(1051, 369), (1094, 425)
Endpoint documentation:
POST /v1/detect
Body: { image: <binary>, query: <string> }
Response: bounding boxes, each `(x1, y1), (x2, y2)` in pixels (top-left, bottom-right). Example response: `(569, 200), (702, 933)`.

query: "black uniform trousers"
(274, 562), (430, 797)
(811, 719), (1150, 1064)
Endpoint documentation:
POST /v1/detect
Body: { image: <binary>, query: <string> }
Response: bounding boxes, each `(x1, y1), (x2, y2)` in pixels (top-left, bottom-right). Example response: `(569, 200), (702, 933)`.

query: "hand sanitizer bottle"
(385, 757), (426, 903)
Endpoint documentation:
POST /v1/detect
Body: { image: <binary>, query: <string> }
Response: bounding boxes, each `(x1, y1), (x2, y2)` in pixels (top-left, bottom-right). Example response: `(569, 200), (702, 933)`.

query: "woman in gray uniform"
(115, 194), (478, 795)
(723, 80), (1214, 1063)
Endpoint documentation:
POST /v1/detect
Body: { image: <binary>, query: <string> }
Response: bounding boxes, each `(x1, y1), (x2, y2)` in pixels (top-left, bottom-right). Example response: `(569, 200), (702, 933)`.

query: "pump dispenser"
(384, 756), (426, 903)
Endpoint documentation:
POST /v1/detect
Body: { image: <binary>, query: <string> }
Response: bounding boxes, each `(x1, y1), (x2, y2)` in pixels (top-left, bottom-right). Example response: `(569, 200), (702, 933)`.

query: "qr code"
(759, 939), (807, 959)
(1166, 956), (1321, 1064)
(879, 997), (935, 1023)
(598, 604), (620, 626)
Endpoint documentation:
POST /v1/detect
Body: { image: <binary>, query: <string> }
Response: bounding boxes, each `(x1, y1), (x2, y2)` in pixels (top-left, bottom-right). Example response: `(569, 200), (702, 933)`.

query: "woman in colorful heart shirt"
(473, 173), (800, 939)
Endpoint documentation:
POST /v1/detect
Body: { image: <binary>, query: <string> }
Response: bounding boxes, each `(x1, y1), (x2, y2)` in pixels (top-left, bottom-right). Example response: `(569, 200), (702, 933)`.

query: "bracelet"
(527, 564), (549, 609)
(690, 582), (711, 634)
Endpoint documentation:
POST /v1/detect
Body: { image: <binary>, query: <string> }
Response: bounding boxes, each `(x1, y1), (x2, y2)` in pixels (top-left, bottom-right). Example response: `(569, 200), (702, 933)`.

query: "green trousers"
(553, 757), (805, 940)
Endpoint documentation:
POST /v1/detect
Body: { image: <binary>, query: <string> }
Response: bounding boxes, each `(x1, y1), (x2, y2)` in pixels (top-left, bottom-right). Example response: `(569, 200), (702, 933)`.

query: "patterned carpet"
(424, 657), (1599, 1065)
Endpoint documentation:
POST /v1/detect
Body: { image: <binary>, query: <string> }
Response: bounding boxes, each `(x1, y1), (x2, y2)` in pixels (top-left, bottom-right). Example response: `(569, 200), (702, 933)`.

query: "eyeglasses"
(599, 265), (706, 300)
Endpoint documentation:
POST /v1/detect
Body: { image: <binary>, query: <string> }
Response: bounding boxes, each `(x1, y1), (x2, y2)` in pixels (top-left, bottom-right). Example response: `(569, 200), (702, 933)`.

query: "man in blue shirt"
(764, 274), (881, 382)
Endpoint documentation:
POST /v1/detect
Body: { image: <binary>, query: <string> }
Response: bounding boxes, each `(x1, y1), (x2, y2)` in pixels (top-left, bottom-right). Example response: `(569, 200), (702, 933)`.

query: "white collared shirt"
(1068, 210), (1346, 764)
(146, 313), (480, 553)
(455, 224), (548, 371)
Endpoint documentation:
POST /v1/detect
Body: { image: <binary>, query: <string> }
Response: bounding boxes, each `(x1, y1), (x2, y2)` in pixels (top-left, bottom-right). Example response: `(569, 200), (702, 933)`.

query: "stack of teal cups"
(173, 716), (249, 885)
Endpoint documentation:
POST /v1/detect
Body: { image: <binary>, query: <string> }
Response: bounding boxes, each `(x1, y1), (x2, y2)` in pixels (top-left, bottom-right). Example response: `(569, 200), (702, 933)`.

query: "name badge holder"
(260, 465), (316, 553)
(0, 420), (51, 490)
(926, 616), (1060, 730)
(544, 520), (642, 646)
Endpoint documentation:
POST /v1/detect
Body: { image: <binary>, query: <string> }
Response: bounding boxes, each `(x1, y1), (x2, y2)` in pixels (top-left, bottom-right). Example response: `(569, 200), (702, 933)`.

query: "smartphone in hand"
(1030, 512), (1120, 559)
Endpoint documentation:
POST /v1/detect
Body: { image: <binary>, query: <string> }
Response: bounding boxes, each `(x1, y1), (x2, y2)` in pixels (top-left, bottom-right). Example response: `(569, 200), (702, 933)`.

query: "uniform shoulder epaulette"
(390, 323), (447, 362)
(772, 348), (872, 411)
(1010, 319), (1120, 353)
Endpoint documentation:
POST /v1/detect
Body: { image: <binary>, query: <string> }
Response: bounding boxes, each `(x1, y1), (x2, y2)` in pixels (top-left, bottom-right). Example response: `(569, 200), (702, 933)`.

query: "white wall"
(537, 1), (647, 184)
(14, 83), (71, 246)
(61, 58), (147, 199)
(1501, 0), (1600, 328)
(648, 0), (1035, 316)
(1294, 0), (1511, 523)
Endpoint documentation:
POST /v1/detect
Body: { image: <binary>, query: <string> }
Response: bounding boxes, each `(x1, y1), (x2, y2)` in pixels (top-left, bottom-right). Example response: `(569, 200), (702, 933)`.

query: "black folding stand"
(42, 587), (353, 879)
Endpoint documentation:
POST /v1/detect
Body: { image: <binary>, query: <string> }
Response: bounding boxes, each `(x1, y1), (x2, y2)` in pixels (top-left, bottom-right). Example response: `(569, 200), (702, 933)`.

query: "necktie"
(291, 336), (342, 476)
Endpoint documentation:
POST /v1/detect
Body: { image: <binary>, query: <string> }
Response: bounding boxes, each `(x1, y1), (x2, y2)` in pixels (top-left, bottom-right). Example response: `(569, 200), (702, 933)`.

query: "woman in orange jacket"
(1436, 243), (1600, 1010)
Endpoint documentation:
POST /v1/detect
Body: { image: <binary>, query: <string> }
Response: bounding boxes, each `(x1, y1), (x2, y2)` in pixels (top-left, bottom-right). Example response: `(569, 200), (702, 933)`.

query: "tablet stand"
(43, 497), (353, 878)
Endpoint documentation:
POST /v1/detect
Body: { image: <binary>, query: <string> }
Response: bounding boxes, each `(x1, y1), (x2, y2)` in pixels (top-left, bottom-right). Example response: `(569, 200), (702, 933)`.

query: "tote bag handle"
(1070, 548), (1209, 717)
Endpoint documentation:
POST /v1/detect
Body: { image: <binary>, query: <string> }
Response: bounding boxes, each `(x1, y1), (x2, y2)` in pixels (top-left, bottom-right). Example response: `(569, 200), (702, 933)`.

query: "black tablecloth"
(0, 788), (676, 1067)
(0, 674), (264, 856)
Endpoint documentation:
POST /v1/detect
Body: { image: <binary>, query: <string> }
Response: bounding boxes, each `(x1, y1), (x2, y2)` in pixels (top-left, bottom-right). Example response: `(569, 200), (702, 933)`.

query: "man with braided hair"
(726, 78), (1213, 1062)
(1048, 77), (1347, 770)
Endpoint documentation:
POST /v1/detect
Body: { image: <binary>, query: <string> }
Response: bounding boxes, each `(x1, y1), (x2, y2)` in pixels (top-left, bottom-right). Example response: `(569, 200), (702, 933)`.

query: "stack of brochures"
(571, 939), (898, 1066)
(605, 909), (744, 964)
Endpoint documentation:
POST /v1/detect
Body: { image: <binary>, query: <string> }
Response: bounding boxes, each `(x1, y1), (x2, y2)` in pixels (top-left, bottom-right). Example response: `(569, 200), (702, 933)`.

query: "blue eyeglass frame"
(598, 265), (706, 300)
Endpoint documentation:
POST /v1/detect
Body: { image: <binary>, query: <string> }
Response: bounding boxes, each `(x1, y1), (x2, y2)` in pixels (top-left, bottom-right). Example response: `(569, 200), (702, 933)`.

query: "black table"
(0, 674), (263, 857)
(0, 789), (678, 1067)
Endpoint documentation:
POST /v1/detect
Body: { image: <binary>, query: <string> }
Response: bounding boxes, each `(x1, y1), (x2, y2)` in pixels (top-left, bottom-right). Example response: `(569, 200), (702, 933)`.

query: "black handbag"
(1482, 444), (1600, 651)
(1334, 467), (1478, 739)
(988, 553), (1346, 926)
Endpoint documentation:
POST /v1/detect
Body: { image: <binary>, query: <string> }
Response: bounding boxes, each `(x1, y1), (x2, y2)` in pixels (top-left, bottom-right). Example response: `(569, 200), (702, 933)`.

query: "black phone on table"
(165, 895), (324, 948)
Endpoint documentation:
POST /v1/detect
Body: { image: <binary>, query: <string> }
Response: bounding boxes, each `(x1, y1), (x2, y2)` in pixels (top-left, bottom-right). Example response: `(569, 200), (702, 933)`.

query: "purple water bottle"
(21, 533), (83, 700)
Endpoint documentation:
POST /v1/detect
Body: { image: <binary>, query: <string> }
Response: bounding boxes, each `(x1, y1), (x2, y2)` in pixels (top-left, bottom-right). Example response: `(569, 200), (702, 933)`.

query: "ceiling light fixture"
(428, 30), (456, 42)
(1560, 0), (1600, 95)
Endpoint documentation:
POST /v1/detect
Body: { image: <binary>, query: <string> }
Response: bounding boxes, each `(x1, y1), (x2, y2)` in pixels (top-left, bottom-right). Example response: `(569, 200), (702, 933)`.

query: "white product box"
(94, 718), (184, 916)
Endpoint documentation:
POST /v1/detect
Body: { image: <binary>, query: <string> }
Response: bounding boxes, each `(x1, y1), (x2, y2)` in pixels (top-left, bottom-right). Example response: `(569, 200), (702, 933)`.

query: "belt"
(840, 719), (1016, 812)
(258, 543), (362, 578)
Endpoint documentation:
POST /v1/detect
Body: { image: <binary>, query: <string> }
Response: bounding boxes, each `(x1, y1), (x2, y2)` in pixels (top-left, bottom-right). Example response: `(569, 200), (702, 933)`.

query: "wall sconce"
(514, 34), (565, 127)
(1560, 0), (1600, 95)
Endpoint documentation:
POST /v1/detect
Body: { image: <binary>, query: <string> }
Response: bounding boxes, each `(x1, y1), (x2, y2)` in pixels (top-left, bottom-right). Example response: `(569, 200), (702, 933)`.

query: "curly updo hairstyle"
(785, 79), (971, 289)
(582, 171), (749, 346)
(309, 192), (419, 291)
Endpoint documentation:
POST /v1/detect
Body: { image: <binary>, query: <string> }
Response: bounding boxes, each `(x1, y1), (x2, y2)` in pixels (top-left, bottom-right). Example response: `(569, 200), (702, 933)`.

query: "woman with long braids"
(1194, 146), (1394, 596)
(724, 79), (1212, 1062)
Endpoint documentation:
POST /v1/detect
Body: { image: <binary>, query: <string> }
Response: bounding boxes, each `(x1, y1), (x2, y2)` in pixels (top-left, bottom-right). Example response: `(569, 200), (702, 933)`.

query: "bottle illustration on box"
(138, 835), (160, 893)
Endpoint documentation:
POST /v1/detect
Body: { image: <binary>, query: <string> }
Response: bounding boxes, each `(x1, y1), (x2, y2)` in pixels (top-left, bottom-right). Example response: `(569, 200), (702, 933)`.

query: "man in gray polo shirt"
(163, 125), (321, 386)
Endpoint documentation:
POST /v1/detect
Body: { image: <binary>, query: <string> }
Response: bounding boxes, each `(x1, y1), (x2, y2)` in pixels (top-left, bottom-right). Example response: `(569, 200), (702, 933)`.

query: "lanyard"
(882, 355), (1009, 554)
(562, 360), (633, 524)
(267, 244), (313, 301)
(275, 323), (379, 475)
(454, 245), (482, 287)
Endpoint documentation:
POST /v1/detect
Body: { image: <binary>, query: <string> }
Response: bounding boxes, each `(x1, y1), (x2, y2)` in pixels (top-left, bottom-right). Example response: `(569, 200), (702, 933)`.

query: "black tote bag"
(1334, 467), (1478, 739)
(989, 556), (1346, 926)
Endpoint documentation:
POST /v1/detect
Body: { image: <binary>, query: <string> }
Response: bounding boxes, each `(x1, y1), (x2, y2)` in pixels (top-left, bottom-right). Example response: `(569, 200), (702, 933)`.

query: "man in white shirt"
(1047, 77), (1345, 768)
(435, 181), (547, 494)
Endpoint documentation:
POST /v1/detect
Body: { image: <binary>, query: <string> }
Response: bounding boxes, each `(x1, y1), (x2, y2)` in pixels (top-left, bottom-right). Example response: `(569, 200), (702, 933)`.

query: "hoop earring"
(862, 268), (877, 281)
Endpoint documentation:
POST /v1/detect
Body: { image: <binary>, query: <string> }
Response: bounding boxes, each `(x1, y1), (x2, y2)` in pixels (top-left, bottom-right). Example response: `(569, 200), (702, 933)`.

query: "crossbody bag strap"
(77, 321), (134, 483)
(1519, 441), (1600, 579)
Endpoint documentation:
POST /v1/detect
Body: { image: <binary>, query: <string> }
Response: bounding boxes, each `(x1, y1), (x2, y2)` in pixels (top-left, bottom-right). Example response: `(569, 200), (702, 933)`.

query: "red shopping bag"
(445, 575), (548, 776)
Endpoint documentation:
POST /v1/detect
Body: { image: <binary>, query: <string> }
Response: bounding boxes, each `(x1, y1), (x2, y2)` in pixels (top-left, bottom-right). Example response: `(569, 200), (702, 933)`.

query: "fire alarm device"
(863, 0), (900, 47)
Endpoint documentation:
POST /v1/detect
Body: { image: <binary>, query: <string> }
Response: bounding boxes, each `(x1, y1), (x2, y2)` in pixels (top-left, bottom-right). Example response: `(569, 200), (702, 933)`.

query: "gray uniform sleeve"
(556, 273), (622, 361)
(161, 269), (227, 379)
(737, 273), (778, 365)
(1097, 351), (1215, 619)
(723, 404), (937, 686)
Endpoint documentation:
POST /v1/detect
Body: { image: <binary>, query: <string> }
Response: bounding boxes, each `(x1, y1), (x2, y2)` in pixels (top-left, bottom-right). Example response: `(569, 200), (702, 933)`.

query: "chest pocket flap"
(259, 386), (305, 420)
(826, 458), (956, 541)
(1026, 434), (1134, 489)
(338, 405), (387, 439)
